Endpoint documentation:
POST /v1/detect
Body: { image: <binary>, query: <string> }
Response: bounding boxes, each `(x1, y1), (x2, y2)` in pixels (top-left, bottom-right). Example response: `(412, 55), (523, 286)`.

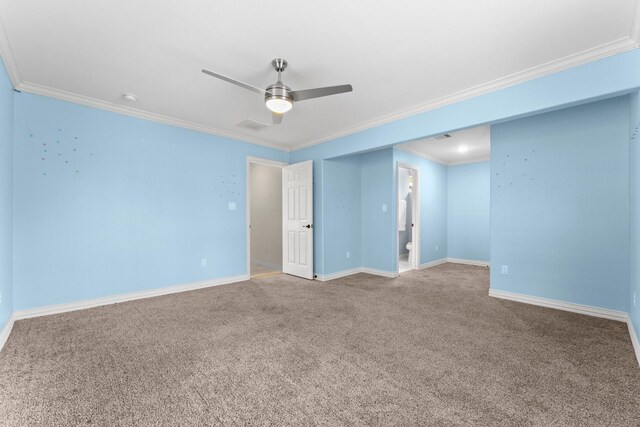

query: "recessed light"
(122, 93), (137, 102)
(457, 145), (469, 153)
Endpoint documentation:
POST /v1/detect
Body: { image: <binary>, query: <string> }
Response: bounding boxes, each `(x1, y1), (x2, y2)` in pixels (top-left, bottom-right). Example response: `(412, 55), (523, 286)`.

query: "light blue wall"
(322, 155), (362, 274)
(361, 148), (395, 272)
(630, 91), (640, 342)
(393, 149), (448, 265)
(319, 147), (448, 275)
(447, 161), (490, 262)
(0, 60), (13, 331)
(4, 48), (640, 325)
(293, 49), (640, 278)
(491, 97), (630, 311)
(12, 92), (288, 310)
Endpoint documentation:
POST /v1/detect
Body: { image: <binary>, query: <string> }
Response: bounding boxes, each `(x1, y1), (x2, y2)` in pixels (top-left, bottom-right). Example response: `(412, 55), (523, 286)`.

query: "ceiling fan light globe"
(266, 97), (293, 113)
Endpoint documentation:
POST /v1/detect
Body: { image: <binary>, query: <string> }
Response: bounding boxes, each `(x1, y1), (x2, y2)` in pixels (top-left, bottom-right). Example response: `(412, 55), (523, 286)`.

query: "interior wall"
(397, 168), (412, 255)
(0, 60), (13, 331)
(12, 92), (288, 311)
(394, 149), (448, 265)
(361, 148), (395, 272)
(490, 96), (630, 311)
(322, 155), (362, 274)
(447, 161), (490, 262)
(630, 91), (640, 343)
(249, 163), (282, 269)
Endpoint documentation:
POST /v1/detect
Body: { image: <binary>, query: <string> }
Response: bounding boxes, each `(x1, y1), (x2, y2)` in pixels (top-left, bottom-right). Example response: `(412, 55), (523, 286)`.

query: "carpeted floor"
(1, 264), (639, 426)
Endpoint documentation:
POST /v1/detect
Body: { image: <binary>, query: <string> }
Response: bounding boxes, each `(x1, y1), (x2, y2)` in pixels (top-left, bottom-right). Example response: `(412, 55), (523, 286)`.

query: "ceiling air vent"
(433, 133), (452, 140)
(236, 119), (270, 131)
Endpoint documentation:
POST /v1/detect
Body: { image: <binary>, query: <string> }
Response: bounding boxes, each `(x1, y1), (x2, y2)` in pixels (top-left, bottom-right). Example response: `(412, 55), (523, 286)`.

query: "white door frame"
(397, 162), (420, 273)
(246, 156), (288, 277)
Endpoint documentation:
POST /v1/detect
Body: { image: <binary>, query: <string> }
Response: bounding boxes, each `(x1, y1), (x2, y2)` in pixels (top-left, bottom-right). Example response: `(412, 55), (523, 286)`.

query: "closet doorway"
(397, 163), (420, 274)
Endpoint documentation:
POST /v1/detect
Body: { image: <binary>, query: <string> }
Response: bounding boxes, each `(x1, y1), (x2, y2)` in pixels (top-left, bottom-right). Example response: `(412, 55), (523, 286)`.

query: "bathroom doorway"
(397, 163), (420, 274)
(247, 157), (287, 278)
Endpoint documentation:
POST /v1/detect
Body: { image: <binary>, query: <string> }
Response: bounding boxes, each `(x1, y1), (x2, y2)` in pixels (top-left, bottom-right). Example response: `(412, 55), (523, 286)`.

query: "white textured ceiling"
(399, 126), (490, 165)
(0, 0), (638, 150)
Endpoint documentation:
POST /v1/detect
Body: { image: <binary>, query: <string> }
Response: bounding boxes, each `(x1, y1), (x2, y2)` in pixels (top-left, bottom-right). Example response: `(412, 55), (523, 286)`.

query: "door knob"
(304, 224), (313, 229)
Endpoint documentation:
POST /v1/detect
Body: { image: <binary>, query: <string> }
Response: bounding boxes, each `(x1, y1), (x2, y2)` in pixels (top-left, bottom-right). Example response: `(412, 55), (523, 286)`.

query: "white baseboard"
(315, 268), (362, 282)
(316, 267), (398, 281)
(488, 288), (628, 322)
(628, 319), (640, 367)
(447, 257), (490, 267)
(14, 274), (249, 320)
(0, 314), (15, 352)
(419, 258), (448, 269)
(361, 267), (398, 278)
(317, 258), (486, 280)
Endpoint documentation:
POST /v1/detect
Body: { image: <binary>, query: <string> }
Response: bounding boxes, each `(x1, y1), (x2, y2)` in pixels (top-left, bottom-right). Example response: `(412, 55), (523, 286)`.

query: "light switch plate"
(382, 204), (387, 212)
(228, 202), (236, 210)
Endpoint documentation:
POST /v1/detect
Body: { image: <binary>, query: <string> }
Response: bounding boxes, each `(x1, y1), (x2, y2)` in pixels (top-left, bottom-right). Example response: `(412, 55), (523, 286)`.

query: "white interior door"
(282, 160), (314, 279)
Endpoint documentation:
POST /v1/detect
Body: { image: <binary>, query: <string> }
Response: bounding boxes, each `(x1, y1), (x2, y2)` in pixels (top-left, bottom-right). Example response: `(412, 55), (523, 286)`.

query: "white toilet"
(406, 242), (413, 266)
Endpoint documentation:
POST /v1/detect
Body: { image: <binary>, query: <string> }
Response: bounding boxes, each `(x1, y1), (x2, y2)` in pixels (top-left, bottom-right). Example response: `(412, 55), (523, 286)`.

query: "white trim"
(246, 157), (287, 280)
(0, 15), (636, 152)
(419, 258), (448, 269)
(316, 267), (398, 281)
(447, 257), (490, 267)
(16, 81), (290, 152)
(628, 319), (640, 367)
(246, 156), (288, 168)
(0, 314), (15, 352)
(292, 37), (638, 151)
(488, 288), (628, 322)
(361, 267), (398, 278)
(315, 267), (362, 282)
(13, 274), (249, 320)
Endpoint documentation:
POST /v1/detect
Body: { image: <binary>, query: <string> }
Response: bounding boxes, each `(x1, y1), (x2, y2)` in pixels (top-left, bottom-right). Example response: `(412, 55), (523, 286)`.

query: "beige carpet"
(250, 261), (282, 278)
(1, 264), (639, 426)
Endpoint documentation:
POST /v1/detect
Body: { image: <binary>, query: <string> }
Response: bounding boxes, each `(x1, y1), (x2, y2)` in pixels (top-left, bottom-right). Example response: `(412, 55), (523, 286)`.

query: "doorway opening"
(397, 163), (420, 274)
(247, 157), (286, 278)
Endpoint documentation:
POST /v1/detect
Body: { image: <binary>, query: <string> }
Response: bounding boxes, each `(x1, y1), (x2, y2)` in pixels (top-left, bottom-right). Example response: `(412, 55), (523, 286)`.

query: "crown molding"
(0, 17), (290, 152)
(0, 11), (638, 153)
(16, 81), (290, 152)
(292, 36), (639, 151)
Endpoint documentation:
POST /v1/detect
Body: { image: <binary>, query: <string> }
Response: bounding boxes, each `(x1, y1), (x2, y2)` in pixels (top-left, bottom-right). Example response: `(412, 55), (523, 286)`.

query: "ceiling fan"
(201, 58), (353, 125)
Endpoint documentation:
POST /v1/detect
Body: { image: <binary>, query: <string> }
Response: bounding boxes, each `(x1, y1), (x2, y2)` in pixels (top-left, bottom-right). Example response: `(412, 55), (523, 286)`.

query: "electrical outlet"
(634, 292), (637, 307)
(346, 251), (350, 259)
(0, 291), (2, 305)
(201, 258), (207, 267)
(435, 245), (438, 252)
(501, 265), (509, 275)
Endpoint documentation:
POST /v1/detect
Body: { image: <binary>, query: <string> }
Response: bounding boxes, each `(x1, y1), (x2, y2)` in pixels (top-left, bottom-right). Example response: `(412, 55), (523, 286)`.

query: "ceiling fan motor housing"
(265, 82), (294, 105)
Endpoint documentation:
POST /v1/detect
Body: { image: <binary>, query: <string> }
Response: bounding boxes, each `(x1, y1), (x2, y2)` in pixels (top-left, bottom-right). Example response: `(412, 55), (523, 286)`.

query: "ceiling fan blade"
(290, 84), (352, 102)
(201, 69), (265, 95)
(272, 112), (283, 125)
